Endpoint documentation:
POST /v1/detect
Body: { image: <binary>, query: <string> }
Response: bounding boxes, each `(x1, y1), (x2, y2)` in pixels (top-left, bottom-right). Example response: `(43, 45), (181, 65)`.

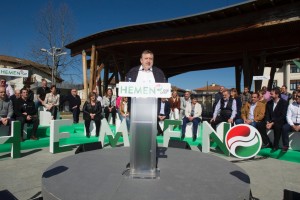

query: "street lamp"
(40, 47), (67, 84)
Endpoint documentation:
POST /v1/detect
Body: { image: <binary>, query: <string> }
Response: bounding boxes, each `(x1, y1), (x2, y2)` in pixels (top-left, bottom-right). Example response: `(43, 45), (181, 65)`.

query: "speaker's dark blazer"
(265, 98), (288, 124)
(125, 66), (166, 83)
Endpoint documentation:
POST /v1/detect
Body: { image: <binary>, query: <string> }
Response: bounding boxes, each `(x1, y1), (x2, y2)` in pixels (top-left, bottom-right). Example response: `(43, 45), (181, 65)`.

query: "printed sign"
(0, 68), (29, 77)
(118, 82), (171, 98)
(253, 76), (270, 80)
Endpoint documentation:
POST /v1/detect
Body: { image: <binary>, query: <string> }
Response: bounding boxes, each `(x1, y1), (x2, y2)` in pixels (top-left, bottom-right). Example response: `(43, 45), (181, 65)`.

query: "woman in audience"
(44, 85), (60, 120)
(119, 97), (130, 131)
(83, 92), (102, 137)
(169, 90), (180, 120)
(231, 88), (242, 124)
(258, 90), (267, 104)
(103, 88), (116, 124)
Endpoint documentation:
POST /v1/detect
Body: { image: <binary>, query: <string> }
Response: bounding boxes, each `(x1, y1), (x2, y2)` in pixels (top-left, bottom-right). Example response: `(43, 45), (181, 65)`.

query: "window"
(290, 80), (300, 90)
(290, 64), (300, 73)
(273, 80), (277, 88)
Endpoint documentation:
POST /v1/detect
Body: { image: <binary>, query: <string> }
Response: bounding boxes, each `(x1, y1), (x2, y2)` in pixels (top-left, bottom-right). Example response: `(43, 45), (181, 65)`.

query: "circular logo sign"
(225, 124), (262, 159)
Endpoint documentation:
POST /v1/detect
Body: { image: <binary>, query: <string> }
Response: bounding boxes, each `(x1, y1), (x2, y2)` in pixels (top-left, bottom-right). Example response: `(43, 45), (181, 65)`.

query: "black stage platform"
(42, 147), (250, 200)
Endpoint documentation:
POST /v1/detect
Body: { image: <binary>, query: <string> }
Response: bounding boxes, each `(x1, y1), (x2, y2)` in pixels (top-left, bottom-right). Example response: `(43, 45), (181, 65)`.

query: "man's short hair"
(20, 88), (27, 94)
(141, 50), (154, 58)
(272, 87), (281, 95)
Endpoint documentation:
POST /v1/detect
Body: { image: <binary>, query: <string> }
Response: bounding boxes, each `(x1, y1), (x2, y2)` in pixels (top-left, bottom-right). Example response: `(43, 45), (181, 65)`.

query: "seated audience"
(14, 88), (39, 141)
(257, 90), (267, 104)
(157, 98), (170, 136)
(10, 89), (20, 106)
(119, 97), (131, 131)
(83, 92), (102, 137)
(282, 91), (300, 152)
(261, 86), (271, 102)
(180, 91), (191, 119)
(65, 88), (81, 124)
(240, 86), (251, 105)
(265, 87), (288, 151)
(280, 85), (292, 102)
(36, 79), (50, 110)
(230, 88), (242, 124)
(0, 78), (14, 98)
(0, 86), (13, 136)
(237, 92), (270, 148)
(44, 85), (60, 120)
(213, 86), (225, 112)
(103, 88), (116, 124)
(23, 83), (34, 102)
(290, 90), (297, 104)
(181, 95), (202, 141)
(169, 90), (180, 120)
(210, 90), (237, 130)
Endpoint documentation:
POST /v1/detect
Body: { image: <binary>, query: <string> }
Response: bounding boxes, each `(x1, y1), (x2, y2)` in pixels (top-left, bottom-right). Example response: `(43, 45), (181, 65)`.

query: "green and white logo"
(225, 124), (262, 159)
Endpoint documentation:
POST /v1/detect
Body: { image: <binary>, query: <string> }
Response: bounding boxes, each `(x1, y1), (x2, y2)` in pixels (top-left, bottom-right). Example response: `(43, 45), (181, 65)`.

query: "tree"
(28, 1), (81, 84)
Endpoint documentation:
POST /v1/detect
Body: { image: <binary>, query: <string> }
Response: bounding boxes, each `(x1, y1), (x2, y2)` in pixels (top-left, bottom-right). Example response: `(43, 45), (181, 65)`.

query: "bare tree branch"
(27, 0), (81, 84)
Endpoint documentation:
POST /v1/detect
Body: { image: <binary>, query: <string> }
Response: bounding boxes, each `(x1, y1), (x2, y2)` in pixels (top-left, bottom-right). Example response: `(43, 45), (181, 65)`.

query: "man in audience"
(210, 90), (237, 130)
(10, 89), (20, 106)
(265, 87), (288, 151)
(181, 95), (202, 141)
(240, 86), (251, 105)
(15, 88), (39, 141)
(157, 98), (170, 136)
(238, 92), (270, 148)
(65, 88), (81, 124)
(280, 85), (292, 102)
(23, 83), (34, 102)
(282, 91), (300, 152)
(213, 86), (224, 112)
(180, 91), (191, 119)
(0, 78), (14, 98)
(0, 86), (13, 136)
(36, 79), (50, 110)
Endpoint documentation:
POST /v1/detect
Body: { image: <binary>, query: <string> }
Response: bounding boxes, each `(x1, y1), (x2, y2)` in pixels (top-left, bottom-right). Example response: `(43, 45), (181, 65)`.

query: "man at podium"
(123, 50), (168, 178)
(126, 50), (166, 83)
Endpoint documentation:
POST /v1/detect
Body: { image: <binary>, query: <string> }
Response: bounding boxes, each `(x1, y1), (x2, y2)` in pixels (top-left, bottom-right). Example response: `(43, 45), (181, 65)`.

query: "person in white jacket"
(181, 95), (202, 141)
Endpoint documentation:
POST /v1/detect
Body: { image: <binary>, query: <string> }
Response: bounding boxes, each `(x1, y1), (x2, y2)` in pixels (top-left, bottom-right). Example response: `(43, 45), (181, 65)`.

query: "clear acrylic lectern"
(129, 97), (159, 179)
(118, 81), (171, 179)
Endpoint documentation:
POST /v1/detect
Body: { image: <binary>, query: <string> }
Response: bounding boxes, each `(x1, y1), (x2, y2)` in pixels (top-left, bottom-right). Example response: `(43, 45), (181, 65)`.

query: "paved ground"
(0, 115), (300, 200)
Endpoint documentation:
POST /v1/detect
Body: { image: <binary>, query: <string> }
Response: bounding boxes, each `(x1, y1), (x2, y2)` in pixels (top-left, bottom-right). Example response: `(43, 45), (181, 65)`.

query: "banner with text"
(0, 68), (29, 77)
(118, 82), (171, 98)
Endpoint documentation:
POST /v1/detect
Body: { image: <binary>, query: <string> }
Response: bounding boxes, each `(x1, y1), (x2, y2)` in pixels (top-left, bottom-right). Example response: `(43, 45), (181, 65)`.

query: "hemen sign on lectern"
(119, 82), (171, 179)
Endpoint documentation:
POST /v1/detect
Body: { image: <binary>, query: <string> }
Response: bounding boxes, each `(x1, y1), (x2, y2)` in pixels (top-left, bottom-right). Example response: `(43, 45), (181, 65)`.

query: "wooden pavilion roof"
(66, 0), (300, 79)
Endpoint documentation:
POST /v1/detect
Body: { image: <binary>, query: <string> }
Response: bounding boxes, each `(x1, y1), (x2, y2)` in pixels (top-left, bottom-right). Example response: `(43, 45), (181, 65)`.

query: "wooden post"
(89, 45), (96, 93)
(82, 50), (88, 101)
(93, 50), (99, 90)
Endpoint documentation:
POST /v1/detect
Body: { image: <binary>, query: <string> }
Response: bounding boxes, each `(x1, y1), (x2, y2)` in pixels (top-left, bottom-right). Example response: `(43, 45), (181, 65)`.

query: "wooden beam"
(89, 45), (96, 93)
(82, 50), (88, 101)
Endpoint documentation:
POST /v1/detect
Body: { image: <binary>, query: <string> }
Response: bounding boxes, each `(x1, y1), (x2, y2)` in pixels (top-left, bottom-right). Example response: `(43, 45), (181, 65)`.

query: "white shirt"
(159, 101), (165, 115)
(286, 102), (300, 126)
(249, 103), (257, 121)
(136, 65), (155, 83)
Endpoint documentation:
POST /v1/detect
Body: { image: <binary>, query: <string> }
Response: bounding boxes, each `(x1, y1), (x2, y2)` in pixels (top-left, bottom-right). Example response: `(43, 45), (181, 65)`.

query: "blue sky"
(0, 0), (246, 90)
